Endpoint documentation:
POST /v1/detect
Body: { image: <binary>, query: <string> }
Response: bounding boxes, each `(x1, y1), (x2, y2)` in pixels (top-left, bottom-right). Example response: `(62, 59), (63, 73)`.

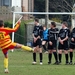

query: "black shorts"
(33, 38), (42, 48)
(58, 41), (69, 50)
(69, 42), (75, 49)
(48, 40), (57, 50)
(42, 39), (48, 42)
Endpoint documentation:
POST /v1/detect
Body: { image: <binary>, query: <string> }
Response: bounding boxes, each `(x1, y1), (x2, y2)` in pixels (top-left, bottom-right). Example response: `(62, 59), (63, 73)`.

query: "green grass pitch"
(0, 49), (75, 75)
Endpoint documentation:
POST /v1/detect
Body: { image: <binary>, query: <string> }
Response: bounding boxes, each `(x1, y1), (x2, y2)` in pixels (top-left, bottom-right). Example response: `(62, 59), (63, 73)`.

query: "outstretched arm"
(0, 21), (21, 33)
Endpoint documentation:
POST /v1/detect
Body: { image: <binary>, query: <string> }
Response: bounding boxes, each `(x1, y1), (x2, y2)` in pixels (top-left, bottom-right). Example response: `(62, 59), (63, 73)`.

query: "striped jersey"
(0, 23), (20, 50)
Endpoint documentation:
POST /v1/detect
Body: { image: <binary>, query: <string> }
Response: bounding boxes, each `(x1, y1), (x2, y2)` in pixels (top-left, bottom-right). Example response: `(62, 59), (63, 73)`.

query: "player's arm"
(58, 37), (62, 41)
(32, 33), (35, 39)
(32, 26), (36, 39)
(39, 25), (43, 38)
(62, 29), (70, 42)
(58, 30), (63, 44)
(32, 33), (40, 41)
(1, 22), (20, 33)
(70, 29), (75, 41)
(62, 36), (68, 42)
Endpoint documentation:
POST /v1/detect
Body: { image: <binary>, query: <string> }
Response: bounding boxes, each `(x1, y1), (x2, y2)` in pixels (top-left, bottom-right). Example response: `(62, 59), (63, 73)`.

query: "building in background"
(0, 0), (21, 7)
(21, 0), (34, 19)
(0, 0), (11, 7)
(21, 0), (34, 12)
(0, 0), (34, 20)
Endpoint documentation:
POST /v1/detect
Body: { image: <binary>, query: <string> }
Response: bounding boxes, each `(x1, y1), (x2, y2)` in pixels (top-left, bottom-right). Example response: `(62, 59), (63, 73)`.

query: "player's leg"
(32, 40), (38, 65)
(58, 43), (63, 64)
(53, 50), (59, 64)
(19, 44), (33, 51)
(58, 50), (62, 64)
(11, 43), (34, 52)
(64, 50), (69, 64)
(48, 42), (53, 64)
(38, 39), (43, 65)
(48, 50), (52, 64)
(69, 44), (74, 64)
(42, 41), (47, 52)
(69, 49), (73, 64)
(64, 42), (69, 64)
(39, 47), (43, 65)
(2, 49), (9, 73)
(52, 40), (59, 64)
(32, 46), (38, 64)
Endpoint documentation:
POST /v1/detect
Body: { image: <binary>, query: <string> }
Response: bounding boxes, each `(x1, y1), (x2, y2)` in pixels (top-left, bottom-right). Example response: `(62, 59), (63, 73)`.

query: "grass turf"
(0, 49), (75, 75)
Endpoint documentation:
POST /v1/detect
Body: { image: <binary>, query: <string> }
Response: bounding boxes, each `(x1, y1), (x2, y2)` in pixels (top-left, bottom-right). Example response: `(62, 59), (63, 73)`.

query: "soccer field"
(0, 49), (75, 75)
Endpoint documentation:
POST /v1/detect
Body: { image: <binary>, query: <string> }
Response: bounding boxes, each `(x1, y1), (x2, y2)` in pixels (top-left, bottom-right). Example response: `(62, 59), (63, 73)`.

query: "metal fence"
(26, 24), (34, 46)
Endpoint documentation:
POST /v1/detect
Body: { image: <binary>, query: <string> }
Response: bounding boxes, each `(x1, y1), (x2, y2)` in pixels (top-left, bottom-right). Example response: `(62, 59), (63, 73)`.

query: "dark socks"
(70, 52), (73, 62)
(33, 53), (36, 62)
(65, 54), (68, 63)
(39, 53), (43, 62)
(48, 53), (52, 63)
(53, 52), (58, 62)
(33, 53), (43, 62)
(59, 54), (62, 62)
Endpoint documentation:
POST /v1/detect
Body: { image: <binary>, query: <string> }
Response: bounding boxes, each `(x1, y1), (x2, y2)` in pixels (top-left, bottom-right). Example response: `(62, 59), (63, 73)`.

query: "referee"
(32, 18), (43, 65)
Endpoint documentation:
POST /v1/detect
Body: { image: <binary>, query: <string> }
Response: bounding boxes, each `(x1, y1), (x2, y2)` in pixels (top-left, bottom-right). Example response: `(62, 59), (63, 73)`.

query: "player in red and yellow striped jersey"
(0, 20), (33, 73)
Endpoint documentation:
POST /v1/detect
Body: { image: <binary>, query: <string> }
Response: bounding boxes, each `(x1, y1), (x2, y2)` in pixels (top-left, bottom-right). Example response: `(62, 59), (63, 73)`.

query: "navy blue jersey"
(33, 25), (43, 38)
(43, 29), (48, 40)
(48, 28), (59, 41)
(58, 28), (70, 40)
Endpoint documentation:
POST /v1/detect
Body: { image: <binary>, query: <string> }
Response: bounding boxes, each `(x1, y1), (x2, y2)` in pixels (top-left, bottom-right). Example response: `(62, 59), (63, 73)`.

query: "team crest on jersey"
(37, 27), (39, 30)
(65, 30), (67, 32)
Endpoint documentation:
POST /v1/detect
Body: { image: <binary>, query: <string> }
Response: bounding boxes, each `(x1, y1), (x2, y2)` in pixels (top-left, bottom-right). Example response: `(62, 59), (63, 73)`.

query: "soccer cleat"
(44, 51), (48, 54)
(40, 62), (43, 65)
(65, 62), (69, 65)
(4, 68), (9, 73)
(59, 61), (61, 64)
(32, 61), (37, 65)
(69, 62), (73, 65)
(48, 62), (51, 65)
(53, 61), (59, 65)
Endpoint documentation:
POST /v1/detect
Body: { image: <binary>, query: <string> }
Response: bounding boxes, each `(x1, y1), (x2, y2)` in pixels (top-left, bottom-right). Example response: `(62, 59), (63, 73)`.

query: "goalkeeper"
(0, 20), (33, 73)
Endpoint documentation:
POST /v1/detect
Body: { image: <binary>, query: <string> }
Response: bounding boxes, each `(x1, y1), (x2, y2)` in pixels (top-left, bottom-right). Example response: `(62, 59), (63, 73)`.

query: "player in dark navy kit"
(58, 22), (70, 64)
(69, 27), (75, 64)
(32, 18), (43, 65)
(42, 25), (48, 53)
(48, 22), (59, 65)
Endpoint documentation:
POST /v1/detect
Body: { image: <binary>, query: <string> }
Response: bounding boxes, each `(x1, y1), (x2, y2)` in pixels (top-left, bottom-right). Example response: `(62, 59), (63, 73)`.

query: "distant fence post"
(24, 24), (27, 45)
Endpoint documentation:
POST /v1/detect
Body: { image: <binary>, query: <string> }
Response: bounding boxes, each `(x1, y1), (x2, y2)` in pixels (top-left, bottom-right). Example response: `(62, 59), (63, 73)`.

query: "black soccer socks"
(33, 53), (36, 62)
(48, 53), (52, 63)
(39, 53), (43, 62)
(70, 52), (73, 62)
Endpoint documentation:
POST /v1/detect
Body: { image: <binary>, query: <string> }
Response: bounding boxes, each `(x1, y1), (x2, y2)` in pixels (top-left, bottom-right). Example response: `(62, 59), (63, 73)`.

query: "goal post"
(12, 13), (23, 43)
(12, 12), (75, 43)
(13, 12), (75, 15)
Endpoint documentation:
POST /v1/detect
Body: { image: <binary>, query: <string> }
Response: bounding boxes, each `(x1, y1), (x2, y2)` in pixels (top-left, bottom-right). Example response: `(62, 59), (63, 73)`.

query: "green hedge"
(4, 20), (27, 45)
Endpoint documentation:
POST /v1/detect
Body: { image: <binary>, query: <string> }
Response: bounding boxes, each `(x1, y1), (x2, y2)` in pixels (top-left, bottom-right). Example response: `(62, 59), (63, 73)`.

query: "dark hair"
(0, 20), (4, 27)
(34, 18), (39, 23)
(51, 22), (56, 27)
(62, 22), (68, 27)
